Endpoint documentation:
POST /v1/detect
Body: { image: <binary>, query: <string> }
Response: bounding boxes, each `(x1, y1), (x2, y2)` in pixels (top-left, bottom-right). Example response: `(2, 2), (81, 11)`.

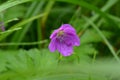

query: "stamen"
(57, 30), (64, 36)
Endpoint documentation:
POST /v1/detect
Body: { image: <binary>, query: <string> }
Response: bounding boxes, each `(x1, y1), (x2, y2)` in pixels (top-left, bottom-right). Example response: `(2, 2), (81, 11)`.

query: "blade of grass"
(82, 16), (120, 63)
(0, 40), (47, 46)
(108, 14), (120, 23)
(0, 0), (32, 13)
(41, 0), (55, 40)
(0, 27), (22, 34)
(37, 19), (42, 49)
(63, 0), (118, 36)
(0, 13), (46, 41)
(56, 0), (118, 28)
(9, 1), (46, 49)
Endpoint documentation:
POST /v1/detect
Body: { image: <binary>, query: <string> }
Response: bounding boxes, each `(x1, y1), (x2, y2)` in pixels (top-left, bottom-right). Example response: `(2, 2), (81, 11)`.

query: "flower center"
(57, 30), (64, 37)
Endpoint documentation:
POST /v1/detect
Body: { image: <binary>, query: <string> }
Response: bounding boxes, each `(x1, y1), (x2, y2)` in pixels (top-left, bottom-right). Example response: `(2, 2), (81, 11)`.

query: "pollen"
(57, 30), (64, 36)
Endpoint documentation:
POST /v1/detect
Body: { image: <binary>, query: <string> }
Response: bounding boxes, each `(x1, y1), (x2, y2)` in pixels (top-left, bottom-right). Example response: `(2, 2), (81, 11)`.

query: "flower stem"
(58, 53), (63, 63)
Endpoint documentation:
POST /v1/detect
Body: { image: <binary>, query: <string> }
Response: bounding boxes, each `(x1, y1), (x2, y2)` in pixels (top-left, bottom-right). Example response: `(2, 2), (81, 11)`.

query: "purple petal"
(64, 33), (80, 46)
(49, 24), (80, 56)
(71, 34), (80, 46)
(50, 29), (58, 39)
(1, 26), (5, 31)
(49, 38), (57, 52)
(57, 41), (73, 56)
(60, 24), (76, 34)
(0, 22), (5, 31)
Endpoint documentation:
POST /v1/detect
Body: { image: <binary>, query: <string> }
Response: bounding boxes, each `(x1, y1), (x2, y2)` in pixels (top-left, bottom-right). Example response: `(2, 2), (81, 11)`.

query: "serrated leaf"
(80, 29), (113, 44)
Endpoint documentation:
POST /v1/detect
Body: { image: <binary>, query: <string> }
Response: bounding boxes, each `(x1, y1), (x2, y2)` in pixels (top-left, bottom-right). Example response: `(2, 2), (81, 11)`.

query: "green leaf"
(4, 5), (26, 21)
(0, 13), (45, 41)
(80, 29), (113, 44)
(0, 0), (32, 13)
(0, 49), (120, 80)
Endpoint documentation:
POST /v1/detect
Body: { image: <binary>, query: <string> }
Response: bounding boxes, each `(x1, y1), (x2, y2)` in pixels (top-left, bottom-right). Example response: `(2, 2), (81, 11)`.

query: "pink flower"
(0, 22), (5, 31)
(49, 24), (80, 56)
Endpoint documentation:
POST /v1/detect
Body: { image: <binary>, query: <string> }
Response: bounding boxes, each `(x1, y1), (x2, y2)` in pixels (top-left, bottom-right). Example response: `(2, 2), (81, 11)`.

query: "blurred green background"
(0, 0), (120, 80)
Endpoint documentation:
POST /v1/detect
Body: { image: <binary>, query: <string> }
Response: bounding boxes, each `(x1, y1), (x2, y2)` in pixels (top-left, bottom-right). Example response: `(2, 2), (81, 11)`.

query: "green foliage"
(4, 5), (26, 21)
(80, 29), (113, 44)
(0, 0), (120, 80)
(0, 49), (119, 80)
